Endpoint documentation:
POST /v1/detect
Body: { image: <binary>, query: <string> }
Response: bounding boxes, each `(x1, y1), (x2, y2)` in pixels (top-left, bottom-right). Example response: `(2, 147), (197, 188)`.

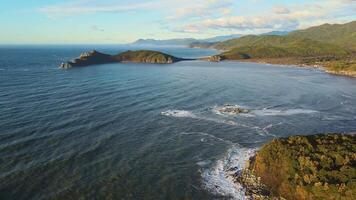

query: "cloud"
(166, 0), (233, 20)
(177, 0), (356, 33)
(39, 0), (164, 16)
(273, 6), (290, 14)
(91, 25), (104, 32)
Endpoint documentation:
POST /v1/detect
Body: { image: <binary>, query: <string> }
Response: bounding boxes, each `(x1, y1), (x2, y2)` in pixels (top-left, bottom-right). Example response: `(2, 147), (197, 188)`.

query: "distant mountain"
(132, 38), (198, 46)
(131, 34), (243, 46)
(260, 31), (290, 36)
(289, 21), (356, 51)
(200, 34), (243, 42)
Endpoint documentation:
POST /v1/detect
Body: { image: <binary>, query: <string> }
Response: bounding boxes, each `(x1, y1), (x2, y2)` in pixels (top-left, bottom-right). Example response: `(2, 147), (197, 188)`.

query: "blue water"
(0, 45), (356, 200)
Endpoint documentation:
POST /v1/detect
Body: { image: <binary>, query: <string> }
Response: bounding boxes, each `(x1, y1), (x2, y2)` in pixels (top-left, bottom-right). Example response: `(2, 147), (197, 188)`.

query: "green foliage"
(114, 50), (180, 63)
(325, 60), (356, 76)
(218, 35), (349, 59)
(289, 21), (356, 51)
(251, 133), (356, 200)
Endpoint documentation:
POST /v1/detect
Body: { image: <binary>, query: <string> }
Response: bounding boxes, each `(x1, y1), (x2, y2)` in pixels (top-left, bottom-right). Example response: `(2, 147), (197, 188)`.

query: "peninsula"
(60, 50), (187, 69)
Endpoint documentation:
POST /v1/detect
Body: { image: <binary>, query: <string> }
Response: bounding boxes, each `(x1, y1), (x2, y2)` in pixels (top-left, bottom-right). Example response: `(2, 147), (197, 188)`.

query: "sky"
(0, 0), (355, 44)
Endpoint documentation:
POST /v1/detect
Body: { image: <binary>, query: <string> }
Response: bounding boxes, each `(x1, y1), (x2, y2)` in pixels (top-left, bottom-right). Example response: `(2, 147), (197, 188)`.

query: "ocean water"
(0, 45), (356, 200)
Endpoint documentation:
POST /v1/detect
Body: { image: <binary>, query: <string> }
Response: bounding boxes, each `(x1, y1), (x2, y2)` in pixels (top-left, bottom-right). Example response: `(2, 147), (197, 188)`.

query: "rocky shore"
(233, 133), (356, 200)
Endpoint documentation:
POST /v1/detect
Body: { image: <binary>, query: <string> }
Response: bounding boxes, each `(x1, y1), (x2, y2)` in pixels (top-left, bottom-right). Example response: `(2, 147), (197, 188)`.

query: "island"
(60, 50), (187, 69)
(234, 133), (356, 200)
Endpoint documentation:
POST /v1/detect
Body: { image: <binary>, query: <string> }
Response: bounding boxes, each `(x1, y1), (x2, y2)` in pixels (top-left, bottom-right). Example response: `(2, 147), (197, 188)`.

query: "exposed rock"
(216, 104), (250, 115)
(233, 168), (285, 200)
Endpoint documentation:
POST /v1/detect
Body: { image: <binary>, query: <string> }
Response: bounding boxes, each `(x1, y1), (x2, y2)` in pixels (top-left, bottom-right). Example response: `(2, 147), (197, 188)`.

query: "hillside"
(237, 133), (356, 200)
(192, 21), (356, 52)
(289, 21), (356, 51)
(217, 35), (349, 59)
(113, 50), (183, 64)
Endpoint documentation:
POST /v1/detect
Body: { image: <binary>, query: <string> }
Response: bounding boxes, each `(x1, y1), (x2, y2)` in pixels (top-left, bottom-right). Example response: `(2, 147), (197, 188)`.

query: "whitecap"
(161, 110), (196, 118)
(201, 146), (256, 200)
(162, 109), (239, 126)
(253, 108), (317, 116)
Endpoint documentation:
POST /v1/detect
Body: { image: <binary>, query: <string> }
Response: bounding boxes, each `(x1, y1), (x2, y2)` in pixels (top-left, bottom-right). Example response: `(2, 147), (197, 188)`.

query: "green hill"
(289, 21), (356, 51)
(113, 50), (182, 64)
(218, 35), (348, 59)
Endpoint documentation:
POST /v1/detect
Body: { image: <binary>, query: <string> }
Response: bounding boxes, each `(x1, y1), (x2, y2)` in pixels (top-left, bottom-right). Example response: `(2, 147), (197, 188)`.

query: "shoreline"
(202, 56), (356, 78)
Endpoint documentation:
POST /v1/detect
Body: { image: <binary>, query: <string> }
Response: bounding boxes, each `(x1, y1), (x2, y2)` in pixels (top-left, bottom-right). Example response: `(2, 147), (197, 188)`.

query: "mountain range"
(131, 31), (289, 46)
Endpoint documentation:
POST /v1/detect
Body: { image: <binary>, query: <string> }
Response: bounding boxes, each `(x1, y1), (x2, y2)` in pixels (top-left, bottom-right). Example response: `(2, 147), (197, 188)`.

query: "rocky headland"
(233, 133), (356, 200)
(60, 50), (187, 69)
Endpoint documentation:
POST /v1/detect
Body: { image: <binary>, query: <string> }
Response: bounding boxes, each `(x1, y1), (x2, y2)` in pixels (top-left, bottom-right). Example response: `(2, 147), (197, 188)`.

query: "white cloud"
(39, 0), (164, 16)
(273, 6), (290, 14)
(177, 0), (356, 33)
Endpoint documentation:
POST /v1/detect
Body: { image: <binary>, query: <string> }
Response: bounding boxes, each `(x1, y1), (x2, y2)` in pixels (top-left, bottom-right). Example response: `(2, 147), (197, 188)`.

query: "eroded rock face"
(216, 104), (250, 115)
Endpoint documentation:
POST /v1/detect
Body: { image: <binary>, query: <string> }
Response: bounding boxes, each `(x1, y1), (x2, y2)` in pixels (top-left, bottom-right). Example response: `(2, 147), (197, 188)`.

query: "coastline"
(205, 56), (356, 78)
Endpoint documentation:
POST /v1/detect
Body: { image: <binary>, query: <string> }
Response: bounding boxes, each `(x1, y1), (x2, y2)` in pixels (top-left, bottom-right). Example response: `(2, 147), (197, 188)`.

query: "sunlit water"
(1, 45), (356, 200)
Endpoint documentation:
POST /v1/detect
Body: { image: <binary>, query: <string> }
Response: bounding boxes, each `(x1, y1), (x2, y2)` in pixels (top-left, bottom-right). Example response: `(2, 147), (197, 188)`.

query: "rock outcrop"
(216, 104), (250, 115)
(60, 50), (186, 69)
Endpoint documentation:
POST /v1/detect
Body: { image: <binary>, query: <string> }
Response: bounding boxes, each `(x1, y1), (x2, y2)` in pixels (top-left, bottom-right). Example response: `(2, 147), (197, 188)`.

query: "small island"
(60, 50), (187, 69)
(234, 133), (356, 200)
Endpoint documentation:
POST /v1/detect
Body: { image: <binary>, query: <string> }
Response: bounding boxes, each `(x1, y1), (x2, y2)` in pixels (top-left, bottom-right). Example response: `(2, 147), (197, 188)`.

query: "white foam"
(161, 110), (196, 118)
(253, 108), (317, 116)
(201, 146), (256, 200)
(162, 109), (239, 126)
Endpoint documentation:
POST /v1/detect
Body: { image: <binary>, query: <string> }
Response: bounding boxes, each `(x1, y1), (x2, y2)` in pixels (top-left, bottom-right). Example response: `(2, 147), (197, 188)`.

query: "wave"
(252, 108), (318, 116)
(161, 109), (239, 126)
(161, 110), (196, 118)
(201, 146), (256, 200)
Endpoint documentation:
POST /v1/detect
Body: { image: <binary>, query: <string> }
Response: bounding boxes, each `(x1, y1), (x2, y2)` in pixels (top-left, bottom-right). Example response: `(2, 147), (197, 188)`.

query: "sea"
(1, 45), (356, 200)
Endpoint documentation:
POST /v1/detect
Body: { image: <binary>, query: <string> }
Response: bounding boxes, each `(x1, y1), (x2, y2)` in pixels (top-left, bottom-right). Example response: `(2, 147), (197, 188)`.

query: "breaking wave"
(161, 110), (197, 118)
(201, 146), (256, 200)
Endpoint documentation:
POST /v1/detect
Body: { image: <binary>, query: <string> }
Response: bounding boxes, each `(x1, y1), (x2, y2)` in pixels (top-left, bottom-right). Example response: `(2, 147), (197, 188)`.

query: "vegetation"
(113, 50), (182, 63)
(289, 21), (356, 51)
(324, 58), (356, 77)
(218, 36), (349, 59)
(250, 133), (356, 200)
